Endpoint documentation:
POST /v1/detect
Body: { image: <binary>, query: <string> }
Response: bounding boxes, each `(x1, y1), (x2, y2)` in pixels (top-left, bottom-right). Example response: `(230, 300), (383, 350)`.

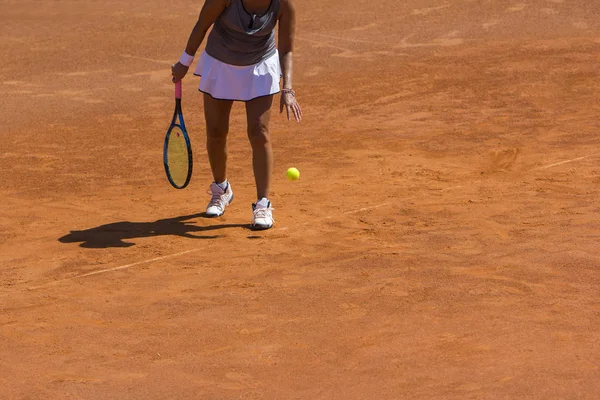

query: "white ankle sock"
(216, 180), (228, 191)
(256, 197), (270, 208)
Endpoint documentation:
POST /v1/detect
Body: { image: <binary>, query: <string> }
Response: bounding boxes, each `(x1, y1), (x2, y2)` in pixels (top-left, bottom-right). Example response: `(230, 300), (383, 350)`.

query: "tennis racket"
(163, 81), (193, 189)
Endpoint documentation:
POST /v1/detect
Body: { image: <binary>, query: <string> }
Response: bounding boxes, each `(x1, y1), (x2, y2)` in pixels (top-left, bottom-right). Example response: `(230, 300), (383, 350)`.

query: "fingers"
(293, 106), (301, 122)
(171, 73), (183, 83)
(293, 103), (303, 122)
(171, 63), (188, 83)
(281, 96), (303, 123)
(289, 102), (302, 122)
(171, 64), (178, 83)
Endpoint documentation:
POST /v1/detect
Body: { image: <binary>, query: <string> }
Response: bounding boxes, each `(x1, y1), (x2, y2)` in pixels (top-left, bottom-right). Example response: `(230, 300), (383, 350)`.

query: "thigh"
(203, 93), (234, 135)
(245, 95), (274, 132)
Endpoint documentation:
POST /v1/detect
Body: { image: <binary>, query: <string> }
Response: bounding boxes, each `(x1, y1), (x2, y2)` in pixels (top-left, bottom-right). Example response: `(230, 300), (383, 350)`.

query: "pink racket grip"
(175, 81), (182, 99)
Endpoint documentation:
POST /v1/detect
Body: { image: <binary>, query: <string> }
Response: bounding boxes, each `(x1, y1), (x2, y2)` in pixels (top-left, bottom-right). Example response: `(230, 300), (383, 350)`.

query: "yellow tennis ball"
(286, 167), (300, 181)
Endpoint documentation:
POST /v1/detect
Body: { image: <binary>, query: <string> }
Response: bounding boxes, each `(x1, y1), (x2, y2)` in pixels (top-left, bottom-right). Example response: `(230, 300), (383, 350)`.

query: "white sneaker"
(252, 198), (274, 230)
(206, 182), (234, 217)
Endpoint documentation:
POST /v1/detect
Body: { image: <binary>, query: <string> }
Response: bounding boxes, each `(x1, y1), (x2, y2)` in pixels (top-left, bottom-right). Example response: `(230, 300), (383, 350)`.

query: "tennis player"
(171, 0), (302, 230)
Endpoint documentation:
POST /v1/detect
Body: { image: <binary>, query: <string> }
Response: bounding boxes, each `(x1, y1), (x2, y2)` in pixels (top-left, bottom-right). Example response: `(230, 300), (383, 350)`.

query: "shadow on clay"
(58, 213), (250, 248)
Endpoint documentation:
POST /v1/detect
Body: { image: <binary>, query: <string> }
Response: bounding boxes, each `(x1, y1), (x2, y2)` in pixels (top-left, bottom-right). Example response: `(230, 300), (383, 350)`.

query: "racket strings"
(166, 126), (191, 188)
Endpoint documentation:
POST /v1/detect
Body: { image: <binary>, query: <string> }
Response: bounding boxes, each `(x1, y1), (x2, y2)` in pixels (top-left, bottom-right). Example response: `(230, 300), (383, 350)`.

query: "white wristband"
(179, 51), (194, 67)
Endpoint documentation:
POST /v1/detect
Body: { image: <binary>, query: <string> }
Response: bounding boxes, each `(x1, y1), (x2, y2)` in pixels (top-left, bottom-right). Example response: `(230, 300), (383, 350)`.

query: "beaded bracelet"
(282, 88), (295, 96)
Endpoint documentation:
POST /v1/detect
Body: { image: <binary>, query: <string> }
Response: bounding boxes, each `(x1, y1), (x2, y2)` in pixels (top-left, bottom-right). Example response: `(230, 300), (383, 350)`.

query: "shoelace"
(253, 205), (274, 220)
(207, 189), (227, 209)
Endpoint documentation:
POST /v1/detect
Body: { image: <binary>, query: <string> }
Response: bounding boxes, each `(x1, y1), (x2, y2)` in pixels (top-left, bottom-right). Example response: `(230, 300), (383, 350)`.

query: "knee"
(247, 122), (270, 147)
(206, 122), (228, 144)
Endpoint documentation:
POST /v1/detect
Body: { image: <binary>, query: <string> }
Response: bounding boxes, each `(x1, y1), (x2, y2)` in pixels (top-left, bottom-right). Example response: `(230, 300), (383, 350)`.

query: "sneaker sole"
(251, 216), (273, 230)
(251, 223), (273, 230)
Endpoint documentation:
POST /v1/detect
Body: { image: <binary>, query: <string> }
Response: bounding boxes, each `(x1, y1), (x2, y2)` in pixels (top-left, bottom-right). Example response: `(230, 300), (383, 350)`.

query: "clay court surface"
(1, 0), (599, 398)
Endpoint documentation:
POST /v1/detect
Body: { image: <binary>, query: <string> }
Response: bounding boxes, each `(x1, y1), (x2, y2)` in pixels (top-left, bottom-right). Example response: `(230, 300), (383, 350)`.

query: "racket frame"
(163, 81), (193, 189)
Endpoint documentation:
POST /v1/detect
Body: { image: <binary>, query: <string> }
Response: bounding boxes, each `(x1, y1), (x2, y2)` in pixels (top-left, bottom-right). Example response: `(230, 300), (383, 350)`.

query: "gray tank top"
(205, 0), (280, 66)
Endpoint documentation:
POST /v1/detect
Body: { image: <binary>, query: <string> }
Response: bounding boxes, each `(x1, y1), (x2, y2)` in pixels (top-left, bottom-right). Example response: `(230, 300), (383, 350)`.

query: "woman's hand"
(280, 89), (302, 122)
(171, 62), (189, 83)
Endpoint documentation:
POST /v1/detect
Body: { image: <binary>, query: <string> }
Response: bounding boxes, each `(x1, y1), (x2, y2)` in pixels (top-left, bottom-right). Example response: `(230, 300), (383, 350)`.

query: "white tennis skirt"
(193, 50), (281, 102)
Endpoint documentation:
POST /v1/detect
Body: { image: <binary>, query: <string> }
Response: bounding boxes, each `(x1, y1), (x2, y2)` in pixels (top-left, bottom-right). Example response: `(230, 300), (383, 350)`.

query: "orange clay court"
(1, 1), (599, 399)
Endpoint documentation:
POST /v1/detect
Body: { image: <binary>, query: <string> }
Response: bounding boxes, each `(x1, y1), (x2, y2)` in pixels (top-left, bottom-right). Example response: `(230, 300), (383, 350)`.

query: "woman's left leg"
(245, 95), (274, 201)
(245, 95), (275, 229)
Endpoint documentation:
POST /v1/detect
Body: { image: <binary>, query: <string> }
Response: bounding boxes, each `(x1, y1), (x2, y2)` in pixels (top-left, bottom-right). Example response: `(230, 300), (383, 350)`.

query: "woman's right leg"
(203, 93), (234, 217)
(203, 93), (234, 183)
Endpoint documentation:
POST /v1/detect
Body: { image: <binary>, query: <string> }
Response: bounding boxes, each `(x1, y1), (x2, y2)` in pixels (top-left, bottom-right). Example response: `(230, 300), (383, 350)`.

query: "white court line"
(440, 185), (463, 192)
(73, 249), (200, 279)
(24, 186), (457, 288)
(295, 37), (355, 52)
(31, 204), (397, 288)
(121, 54), (172, 65)
(325, 189), (463, 219)
(305, 33), (387, 46)
(343, 203), (390, 215)
(538, 156), (588, 170)
(323, 203), (392, 220)
(28, 249), (200, 290)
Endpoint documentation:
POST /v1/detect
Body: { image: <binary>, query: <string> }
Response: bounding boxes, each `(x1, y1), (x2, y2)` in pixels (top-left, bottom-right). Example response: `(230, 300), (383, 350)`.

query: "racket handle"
(175, 81), (182, 99)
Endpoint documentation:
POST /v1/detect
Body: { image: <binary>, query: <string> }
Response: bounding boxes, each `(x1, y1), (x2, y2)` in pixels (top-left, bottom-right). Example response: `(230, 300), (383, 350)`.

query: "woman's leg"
(203, 93), (234, 217)
(203, 93), (234, 183)
(245, 95), (274, 201)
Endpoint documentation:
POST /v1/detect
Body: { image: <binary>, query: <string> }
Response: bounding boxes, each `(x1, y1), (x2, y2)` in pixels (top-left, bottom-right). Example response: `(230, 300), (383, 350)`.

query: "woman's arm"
(172, 0), (229, 82)
(278, 0), (295, 90)
(278, 0), (302, 122)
